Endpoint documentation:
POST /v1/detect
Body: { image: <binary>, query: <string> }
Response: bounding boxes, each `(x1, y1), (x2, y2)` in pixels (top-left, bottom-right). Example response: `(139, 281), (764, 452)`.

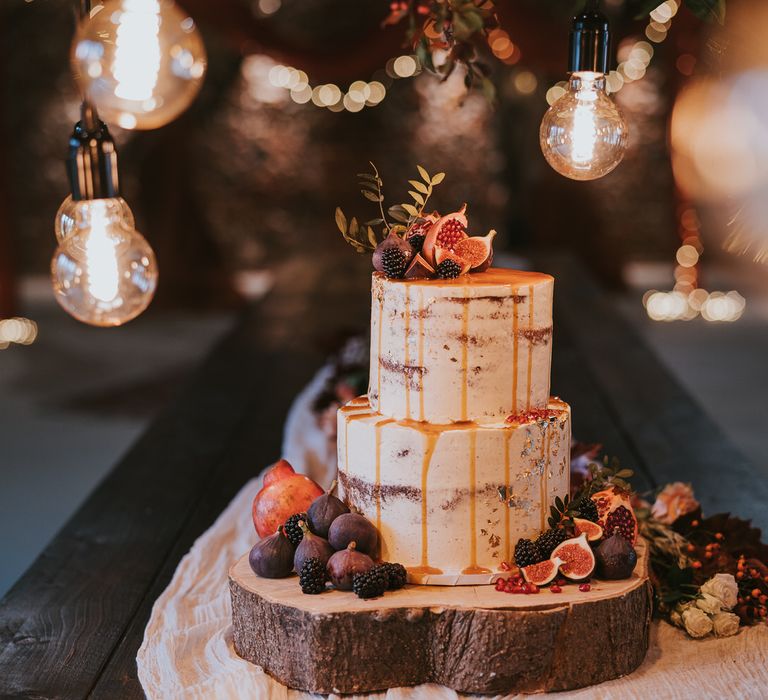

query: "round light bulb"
(539, 73), (628, 181)
(71, 0), (207, 130)
(51, 199), (158, 326)
(55, 194), (134, 243)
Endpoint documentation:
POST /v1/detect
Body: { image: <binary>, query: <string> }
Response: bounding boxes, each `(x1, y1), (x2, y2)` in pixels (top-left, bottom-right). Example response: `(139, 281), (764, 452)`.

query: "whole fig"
(595, 530), (638, 580)
(328, 513), (379, 555)
(326, 542), (375, 590)
(249, 526), (295, 579)
(307, 480), (350, 538)
(294, 521), (334, 573)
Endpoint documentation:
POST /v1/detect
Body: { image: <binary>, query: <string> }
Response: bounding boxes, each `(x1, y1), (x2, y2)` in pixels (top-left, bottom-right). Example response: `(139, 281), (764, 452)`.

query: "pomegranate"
(252, 461), (324, 538)
(551, 533), (596, 580)
(422, 204), (468, 266)
(591, 487), (639, 545)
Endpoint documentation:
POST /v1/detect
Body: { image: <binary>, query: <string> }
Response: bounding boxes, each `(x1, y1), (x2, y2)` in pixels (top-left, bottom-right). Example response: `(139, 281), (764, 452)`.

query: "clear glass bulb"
(55, 194), (134, 243)
(71, 0), (207, 130)
(539, 73), (628, 181)
(51, 199), (158, 326)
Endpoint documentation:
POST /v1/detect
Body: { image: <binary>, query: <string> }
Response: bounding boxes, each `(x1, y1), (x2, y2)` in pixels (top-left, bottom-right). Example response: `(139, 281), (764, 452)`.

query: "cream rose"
(682, 607), (713, 638)
(695, 593), (723, 615)
(701, 573), (738, 610)
(712, 612), (740, 637)
(651, 482), (699, 524)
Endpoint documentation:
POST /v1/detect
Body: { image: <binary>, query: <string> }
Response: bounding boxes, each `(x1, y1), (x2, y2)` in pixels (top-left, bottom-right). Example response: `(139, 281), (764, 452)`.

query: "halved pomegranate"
(591, 487), (639, 545)
(422, 204), (468, 266)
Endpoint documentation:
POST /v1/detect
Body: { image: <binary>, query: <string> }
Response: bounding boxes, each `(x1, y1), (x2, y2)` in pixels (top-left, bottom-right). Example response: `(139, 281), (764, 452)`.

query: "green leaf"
(335, 207), (347, 234)
(367, 226), (378, 248)
(684, 0), (725, 23)
(388, 205), (410, 224)
(401, 203), (420, 217)
(417, 165), (430, 183)
(431, 172), (445, 185)
(409, 191), (425, 206)
(356, 173), (378, 183)
(409, 180), (429, 194)
(363, 190), (383, 203)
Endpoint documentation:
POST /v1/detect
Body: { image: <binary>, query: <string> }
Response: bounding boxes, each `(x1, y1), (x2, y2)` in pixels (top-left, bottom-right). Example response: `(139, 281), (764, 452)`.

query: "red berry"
(579, 583), (591, 592)
(550, 585), (562, 593)
(528, 583), (540, 594)
(511, 585), (525, 594)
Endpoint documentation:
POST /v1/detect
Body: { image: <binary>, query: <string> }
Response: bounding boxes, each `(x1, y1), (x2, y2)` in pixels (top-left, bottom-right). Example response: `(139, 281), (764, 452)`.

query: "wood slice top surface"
(229, 539), (648, 613)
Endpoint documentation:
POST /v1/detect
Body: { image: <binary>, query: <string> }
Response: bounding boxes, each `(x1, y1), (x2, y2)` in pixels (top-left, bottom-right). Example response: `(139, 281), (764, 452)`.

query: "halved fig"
(422, 204), (468, 266)
(522, 557), (563, 585)
(551, 533), (596, 580)
(434, 246), (471, 274)
(573, 517), (603, 542)
(453, 229), (496, 271)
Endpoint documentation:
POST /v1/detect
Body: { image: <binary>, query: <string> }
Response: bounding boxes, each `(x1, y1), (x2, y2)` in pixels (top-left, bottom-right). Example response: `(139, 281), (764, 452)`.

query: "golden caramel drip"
(462, 564), (492, 575)
(418, 287), (425, 422)
(512, 287), (519, 414)
(526, 283), (535, 411)
(539, 422), (553, 531)
(409, 565), (444, 576)
(419, 432), (439, 569)
(374, 418), (396, 533)
(460, 286), (470, 421)
(404, 290), (411, 420)
(377, 297), (384, 404)
(381, 267), (553, 289)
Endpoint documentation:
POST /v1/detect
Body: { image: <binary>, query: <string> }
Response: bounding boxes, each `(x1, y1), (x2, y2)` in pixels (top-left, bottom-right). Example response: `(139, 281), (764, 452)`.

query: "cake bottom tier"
(337, 397), (571, 585)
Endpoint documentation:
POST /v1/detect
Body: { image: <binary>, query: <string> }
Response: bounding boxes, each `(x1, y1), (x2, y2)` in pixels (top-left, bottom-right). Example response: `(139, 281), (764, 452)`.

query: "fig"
(591, 487), (639, 545)
(595, 531), (638, 580)
(249, 526), (295, 579)
(252, 461), (324, 538)
(422, 204), (468, 266)
(372, 231), (413, 276)
(294, 521), (334, 573)
(551, 533), (595, 580)
(452, 229), (496, 272)
(326, 542), (375, 590)
(522, 557), (563, 585)
(307, 480), (350, 538)
(404, 253), (435, 279)
(434, 247), (471, 274)
(573, 517), (603, 542)
(328, 512), (379, 555)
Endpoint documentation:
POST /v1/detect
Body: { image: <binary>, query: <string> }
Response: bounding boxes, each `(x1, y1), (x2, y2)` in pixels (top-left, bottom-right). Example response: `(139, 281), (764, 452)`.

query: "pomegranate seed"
(550, 585), (562, 593)
(528, 584), (540, 594)
(495, 579), (505, 591)
(511, 585), (525, 594)
(579, 583), (591, 592)
(555, 578), (567, 586)
(512, 576), (523, 586)
(500, 561), (512, 571)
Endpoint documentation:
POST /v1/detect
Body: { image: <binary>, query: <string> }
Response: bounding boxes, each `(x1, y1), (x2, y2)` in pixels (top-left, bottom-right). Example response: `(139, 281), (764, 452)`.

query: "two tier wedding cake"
(338, 268), (571, 584)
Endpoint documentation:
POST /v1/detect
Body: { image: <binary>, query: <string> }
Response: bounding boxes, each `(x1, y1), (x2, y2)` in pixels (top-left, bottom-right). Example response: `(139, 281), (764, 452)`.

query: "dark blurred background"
(1, 0), (766, 595)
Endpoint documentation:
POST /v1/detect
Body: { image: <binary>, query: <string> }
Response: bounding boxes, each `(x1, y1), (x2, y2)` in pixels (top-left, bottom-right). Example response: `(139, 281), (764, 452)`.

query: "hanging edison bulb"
(55, 193), (134, 242)
(71, 0), (207, 130)
(51, 106), (158, 327)
(539, 4), (628, 181)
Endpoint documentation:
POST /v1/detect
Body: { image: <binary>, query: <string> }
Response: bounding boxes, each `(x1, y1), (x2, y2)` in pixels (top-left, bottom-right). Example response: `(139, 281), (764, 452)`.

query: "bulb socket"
(568, 6), (610, 75)
(66, 103), (121, 201)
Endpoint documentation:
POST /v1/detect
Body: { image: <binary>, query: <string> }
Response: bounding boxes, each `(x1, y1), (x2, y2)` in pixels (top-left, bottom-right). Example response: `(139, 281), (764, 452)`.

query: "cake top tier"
(370, 267), (555, 424)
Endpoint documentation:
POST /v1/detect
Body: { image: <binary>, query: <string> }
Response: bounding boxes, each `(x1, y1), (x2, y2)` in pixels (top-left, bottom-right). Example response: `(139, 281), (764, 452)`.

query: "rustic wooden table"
(0, 255), (764, 698)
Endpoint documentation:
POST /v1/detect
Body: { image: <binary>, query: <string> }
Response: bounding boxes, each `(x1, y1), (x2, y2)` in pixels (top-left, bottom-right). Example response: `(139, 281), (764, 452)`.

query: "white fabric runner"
(138, 367), (768, 698)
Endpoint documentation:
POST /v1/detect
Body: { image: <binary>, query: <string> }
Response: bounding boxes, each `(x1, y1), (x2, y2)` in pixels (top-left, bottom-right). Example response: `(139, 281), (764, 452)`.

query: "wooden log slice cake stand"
(229, 540), (652, 695)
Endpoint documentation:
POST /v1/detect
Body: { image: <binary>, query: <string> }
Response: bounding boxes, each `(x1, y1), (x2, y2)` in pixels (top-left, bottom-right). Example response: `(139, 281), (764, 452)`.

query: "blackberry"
(514, 538), (544, 568)
(535, 528), (568, 558)
(299, 557), (327, 594)
(408, 233), (426, 252)
(382, 248), (408, 278)
(352, 566), (388, 599)
(435, 259), (462, 279)
(283, 513), (307, 547)
(604, 506), (636, 543)
(575, 496), (599, 523)
(379, 562), (408, 590)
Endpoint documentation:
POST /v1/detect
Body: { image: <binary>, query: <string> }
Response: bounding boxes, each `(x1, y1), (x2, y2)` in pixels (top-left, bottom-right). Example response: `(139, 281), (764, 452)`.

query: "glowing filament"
(85, 202), (119, 303)
(113, 0), (162, 102)
(571, 76), (599, 165)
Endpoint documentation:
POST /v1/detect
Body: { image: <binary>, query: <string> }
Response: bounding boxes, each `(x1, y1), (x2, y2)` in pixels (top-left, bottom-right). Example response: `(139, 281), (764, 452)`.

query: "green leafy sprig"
(335, 163), (445, 253)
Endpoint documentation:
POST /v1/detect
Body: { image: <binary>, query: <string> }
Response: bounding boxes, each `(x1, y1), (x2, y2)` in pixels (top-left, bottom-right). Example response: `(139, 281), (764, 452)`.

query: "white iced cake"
(338, 268), (571, 584)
